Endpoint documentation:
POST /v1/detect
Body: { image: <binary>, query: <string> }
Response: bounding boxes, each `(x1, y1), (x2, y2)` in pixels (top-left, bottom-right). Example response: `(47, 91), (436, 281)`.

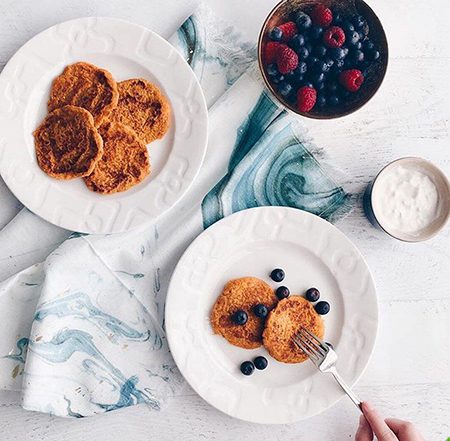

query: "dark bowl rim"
(257, 0), (389, 119)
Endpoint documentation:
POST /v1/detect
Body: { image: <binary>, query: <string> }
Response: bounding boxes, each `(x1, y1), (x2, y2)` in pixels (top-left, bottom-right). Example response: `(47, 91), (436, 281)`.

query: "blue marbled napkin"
(0, 4), (352, 417)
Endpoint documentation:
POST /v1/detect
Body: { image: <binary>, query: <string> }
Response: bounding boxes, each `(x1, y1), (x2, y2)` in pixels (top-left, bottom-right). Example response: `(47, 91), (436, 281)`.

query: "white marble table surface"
(0, 0), (449, 440)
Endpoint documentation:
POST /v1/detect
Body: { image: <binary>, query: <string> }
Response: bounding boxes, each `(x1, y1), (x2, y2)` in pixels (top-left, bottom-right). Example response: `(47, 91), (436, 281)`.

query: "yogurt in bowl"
(364, 157), (450, 242)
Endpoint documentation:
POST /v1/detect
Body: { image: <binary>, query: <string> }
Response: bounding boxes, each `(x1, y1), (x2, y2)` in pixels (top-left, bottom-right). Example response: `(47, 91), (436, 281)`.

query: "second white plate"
(166, 207), (378, 424)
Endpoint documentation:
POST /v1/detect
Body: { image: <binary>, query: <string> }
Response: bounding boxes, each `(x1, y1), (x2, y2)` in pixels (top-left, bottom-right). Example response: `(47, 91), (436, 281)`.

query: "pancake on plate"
(48, 62), (119, 127)
(263, 295), (325, 363)
(111, 78), (170, 144)
(33, 105), (103, 179)
(84, 121), (150, 194)
(210, 277), (278, 349)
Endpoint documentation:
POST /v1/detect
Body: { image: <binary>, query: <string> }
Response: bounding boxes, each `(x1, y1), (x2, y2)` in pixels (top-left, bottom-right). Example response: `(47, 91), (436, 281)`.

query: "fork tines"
(291, 326), (329, 363)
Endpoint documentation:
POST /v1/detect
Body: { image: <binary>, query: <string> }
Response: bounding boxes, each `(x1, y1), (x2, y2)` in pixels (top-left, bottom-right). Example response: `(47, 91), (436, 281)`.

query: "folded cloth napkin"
(0, 4), (352, 417)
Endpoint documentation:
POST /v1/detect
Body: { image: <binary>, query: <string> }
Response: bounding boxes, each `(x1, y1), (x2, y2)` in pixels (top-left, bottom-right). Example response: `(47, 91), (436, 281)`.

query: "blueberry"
(290, 34), (305, 52)
(351, 49), (365, 63)
(355, 41), (362, 50)
(342, 46), (349, 56)
(329, 95), (339, 106)
(333, 12), (343, 24)
(324, 57), (334, 70)
(358, 31), (365, 40)
(270, 268), (285, 282)
(367, 49), (380, 61)
(353, 15), (367, 29)
(311, 72), (325, 86)
(272, 73), (285, 84)
(313, 60), (328, 73)
(309, 26), (323, 40)
(253, 303), (268, 318)
(315, 301), (331, 315)
(331, 58), (345, 73)
(266, 63), (278, 77)
(305, 42), (313, 53)
(297, 47), (310, 60)
(232, 310), (248, 325)
(363, 40), (375, 51)
(305, 287), (321, 302)
(296, 12), (312, 31)
(269, 26), (283, 41)
(329, 47), (346, 61)
(296, 61), (308, 75)
(348, 31), (360, 45)
(316, 94), (326, 107)
(240, 361), (255, 376)
(278, 81), (293, 97)
(315, 82), (325, 91)
(253, 356), (268, 370)
(343, 21), (355, 33)
(313, 45), (327, 58)
(276, 286), (290, 299)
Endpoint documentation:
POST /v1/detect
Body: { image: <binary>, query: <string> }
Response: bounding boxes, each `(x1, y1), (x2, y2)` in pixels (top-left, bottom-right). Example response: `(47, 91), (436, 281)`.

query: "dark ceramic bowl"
(258, 0), (388, 119)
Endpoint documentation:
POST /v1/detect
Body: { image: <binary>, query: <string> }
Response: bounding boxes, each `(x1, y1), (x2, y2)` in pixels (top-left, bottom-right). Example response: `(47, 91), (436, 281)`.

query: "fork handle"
(329, 367), (362, 412)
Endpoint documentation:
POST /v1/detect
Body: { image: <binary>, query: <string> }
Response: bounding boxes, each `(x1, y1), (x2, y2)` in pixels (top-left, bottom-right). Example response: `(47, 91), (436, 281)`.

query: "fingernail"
(363, 401), (374, 411)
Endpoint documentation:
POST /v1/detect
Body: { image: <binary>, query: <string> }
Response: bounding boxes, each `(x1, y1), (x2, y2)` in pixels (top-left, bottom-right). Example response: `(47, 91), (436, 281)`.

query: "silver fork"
(292, 327), (362, 411)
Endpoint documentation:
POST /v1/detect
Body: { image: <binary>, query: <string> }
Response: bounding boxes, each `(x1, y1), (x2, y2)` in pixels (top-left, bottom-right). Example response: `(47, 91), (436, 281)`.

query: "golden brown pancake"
(33, 105), (103, 180)
(84, 122), (150, 194)
(210, 277), (278, 349)
(110, 78), (170, 144)
(48, 62), (119, 127)
(263, 295), (325, 363)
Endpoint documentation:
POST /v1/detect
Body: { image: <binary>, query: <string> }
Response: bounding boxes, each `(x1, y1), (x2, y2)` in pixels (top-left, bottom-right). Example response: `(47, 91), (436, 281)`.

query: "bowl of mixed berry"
(258, 0), (388, 118)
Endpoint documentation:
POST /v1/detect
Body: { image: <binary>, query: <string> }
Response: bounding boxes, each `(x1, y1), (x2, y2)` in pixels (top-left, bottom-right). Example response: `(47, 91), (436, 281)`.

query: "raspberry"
(310, 4), (333, 27)
(297, 86), (317, 112)
(323, 26), (345, 48)
(276, 45), (299, 74)
(339, 69), (364, 92)
(263, 41), (282, 64)
(278, 21), (298, 42)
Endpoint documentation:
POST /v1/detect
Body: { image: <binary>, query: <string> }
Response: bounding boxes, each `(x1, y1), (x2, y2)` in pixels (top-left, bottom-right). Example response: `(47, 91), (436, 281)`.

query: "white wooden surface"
(0, 0), (449, 440)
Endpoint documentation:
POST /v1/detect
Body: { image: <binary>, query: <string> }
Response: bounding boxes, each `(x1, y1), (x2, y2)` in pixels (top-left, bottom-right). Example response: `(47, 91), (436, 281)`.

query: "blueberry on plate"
(253, 303), (268, 318)
(358, 31), (365, 40)
(315, 82), (325, 91)
(278, 81), (293, 98)
(353, 15), (367, 29)
(309, 26), (324, 40)
(269, 26), (283, 41)
(348, 31), (360, 45)
(296, 61), (308, 75)
(313, 60), (328, 73)
(270, 268), (285, 282)
(316, 94), (326, 107)
(305, 42), (313, 53)
(296, 11), (312, 31)
(266, 63), (278, 77)
(315, 301), (331, 315)
(366, 49), (380, 61)
(351, 49), (365, 63)
(342, 21), (355, 33)
(305, 287), (321, 302)
(276, 286), (290, 299)
(313, 45), (327, 58)
(324, 57), (334, 70)
(240, 361), (255, 376)
(333, 12), (343, 24)
(290, 34), (305, 52)
(331, 58), (345, 74)
(342, 46), (349, 56)
(328, 95), (339, 106)
(329, 47), (346, 61)
(254, 356), (268, 370)
(363, 40), (375, 51)
(311, 72), (325, 86)
(272, 73), (285, 84)
(296, 46), (310, 60)
(232, 310), (248, 325)
(355, 41), (362, 50)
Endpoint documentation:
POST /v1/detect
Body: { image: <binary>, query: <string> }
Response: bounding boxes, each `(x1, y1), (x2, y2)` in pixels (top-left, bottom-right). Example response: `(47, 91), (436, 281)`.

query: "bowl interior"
(258, 0), (389, 119)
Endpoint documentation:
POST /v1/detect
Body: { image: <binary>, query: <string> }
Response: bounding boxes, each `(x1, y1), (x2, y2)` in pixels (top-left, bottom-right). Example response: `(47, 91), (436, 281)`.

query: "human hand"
(355, 402), (425, 441)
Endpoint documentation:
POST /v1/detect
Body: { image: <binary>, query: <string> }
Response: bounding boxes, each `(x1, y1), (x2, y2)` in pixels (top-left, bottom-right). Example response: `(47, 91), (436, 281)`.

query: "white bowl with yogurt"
(365, 157), (450, 242)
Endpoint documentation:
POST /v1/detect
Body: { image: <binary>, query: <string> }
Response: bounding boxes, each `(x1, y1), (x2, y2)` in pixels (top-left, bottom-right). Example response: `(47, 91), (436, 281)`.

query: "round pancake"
(48, 62), (119, 127)
(210, 277), (278, 349)
(263, 296), (325, 363)
(33, 105), (103, 180)
(84, 122), (150, 194)
(111, 78), (170, 144)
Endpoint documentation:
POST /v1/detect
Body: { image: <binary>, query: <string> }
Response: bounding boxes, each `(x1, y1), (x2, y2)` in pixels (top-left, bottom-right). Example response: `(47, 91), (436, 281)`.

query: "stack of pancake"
(210, 277), (325, 363)
(34, 62), (170, 194)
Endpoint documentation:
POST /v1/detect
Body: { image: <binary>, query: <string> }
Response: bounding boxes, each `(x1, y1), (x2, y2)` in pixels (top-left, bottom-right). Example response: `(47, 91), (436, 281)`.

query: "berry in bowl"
(258, 0), (388, 118)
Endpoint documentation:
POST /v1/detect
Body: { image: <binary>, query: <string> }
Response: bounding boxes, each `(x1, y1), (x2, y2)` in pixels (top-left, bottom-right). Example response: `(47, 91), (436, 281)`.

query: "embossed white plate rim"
(0, 17), (208, 234)
(166, 207), (378, 424)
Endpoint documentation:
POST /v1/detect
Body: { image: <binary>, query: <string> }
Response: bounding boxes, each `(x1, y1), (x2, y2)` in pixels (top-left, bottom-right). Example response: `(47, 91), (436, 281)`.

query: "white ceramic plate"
(166, 207), (378, 424)
(0, 17), (208, 234)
